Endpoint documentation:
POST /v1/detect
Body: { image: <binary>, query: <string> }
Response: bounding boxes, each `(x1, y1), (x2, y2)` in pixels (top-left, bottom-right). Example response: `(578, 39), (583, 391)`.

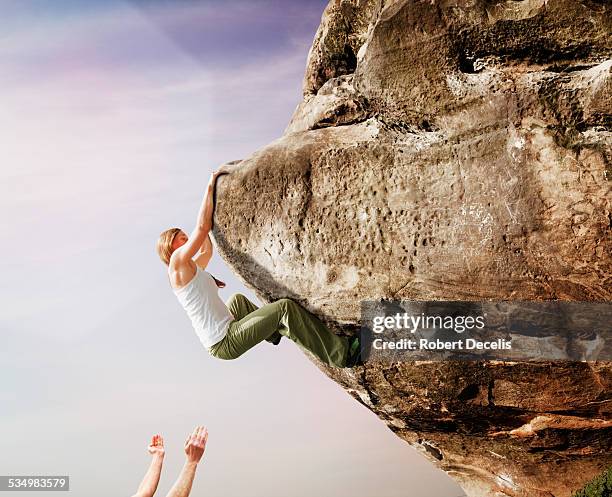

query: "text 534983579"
(0, 476), (69, 491)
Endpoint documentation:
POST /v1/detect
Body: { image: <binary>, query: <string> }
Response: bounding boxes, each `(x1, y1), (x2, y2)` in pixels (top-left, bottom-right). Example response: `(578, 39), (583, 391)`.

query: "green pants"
(209, 294), (349, 368)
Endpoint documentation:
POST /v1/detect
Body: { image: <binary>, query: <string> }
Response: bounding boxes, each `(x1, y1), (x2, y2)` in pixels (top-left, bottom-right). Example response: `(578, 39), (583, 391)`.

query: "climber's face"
(171, 230), (188, 251)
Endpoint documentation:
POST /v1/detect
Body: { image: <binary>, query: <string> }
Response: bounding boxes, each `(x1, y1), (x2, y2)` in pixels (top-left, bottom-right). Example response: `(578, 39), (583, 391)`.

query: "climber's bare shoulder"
(168, 250), (197, 290)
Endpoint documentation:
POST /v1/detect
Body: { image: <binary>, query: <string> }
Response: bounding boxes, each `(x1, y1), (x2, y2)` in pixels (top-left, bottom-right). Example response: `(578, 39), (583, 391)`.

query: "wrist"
(152, 452), (165, 461)
(184, 460), (199, 468)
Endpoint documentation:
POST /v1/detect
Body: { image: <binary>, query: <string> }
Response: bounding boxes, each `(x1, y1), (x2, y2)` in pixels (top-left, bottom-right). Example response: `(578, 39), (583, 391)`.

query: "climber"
(131, 427), (208, 497)
(156, 168), (361, 368)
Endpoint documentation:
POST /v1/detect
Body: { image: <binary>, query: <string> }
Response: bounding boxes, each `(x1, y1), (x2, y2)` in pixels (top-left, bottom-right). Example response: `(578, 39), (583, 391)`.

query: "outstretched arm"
(194, 234), (213, 269)
(165, 426), (208, 497)
(174, 170), (228, 263)
(199, 234), (213, 255)
(131, 435), (165, 497)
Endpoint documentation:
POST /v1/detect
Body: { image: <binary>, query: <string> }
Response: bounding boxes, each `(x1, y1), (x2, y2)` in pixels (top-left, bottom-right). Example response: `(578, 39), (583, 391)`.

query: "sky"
(0, 1), (463, 496)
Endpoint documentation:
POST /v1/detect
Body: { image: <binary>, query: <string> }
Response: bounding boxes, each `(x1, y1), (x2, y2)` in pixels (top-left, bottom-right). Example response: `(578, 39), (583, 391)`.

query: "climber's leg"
(226, 293), (258, 320)
(209, 298), (350, 367)
(209, 301), (285, 360)
(275, 298), (349, 367)
(225, 293), (281, 345)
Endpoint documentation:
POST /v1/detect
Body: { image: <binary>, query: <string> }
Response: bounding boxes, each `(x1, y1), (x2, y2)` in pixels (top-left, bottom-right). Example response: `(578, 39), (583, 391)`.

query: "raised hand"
(213, 160), (242, 179)
(184, 426), (208, 464)
(147, 434), (165, 457)
(209, 167), (230, 185)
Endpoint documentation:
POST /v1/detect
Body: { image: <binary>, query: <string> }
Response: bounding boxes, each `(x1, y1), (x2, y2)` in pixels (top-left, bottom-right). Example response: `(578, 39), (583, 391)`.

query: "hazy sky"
(0, 1), (463, 496)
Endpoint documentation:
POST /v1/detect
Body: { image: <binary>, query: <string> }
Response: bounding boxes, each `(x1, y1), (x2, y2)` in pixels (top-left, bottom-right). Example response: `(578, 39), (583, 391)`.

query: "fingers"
(212, 167), (231, 179)
(152, 427), (206, 453)
(193, 426), (202, 444)
(181, 426), (207, 463)
(186, 426), (198, 447)
(197, 427), (207, 449)
(191, 426), (200, 441)
(187, 426), (207, 446)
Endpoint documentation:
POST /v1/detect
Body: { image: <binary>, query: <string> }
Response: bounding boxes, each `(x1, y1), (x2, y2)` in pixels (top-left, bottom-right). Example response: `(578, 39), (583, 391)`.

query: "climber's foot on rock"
(346, 336), (362, 367)
(268, 331), (282, 346)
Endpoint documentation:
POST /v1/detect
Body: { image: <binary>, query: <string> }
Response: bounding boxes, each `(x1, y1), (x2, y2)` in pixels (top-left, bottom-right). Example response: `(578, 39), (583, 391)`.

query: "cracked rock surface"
(212, 1), (612, 495)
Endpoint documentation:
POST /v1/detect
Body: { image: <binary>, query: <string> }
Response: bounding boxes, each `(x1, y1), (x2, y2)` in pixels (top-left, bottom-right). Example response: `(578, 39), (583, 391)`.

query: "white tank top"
(172, 266), (233, 348)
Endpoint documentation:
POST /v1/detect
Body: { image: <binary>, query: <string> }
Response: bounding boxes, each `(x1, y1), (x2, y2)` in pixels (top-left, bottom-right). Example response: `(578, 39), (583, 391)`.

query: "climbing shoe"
(268, 331), (282, 346)
(346, 336), (362, 367)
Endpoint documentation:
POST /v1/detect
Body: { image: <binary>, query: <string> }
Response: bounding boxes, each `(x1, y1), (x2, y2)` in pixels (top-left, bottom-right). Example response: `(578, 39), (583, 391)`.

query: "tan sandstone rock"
(213, 1), (612, 495)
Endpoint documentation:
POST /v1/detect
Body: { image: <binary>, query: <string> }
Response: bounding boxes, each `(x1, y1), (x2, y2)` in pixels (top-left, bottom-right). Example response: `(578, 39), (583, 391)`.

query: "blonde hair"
(156, 227), (181, 266)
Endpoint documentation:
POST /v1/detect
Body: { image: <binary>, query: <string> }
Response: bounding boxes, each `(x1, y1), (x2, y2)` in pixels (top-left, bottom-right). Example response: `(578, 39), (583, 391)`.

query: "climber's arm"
(173, 171), (225, 264)
(194, 234), (213, 269)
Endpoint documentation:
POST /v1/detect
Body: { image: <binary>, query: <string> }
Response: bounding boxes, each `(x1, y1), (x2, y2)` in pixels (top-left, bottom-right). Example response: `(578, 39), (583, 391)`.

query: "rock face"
(212, 1), (612, 496)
